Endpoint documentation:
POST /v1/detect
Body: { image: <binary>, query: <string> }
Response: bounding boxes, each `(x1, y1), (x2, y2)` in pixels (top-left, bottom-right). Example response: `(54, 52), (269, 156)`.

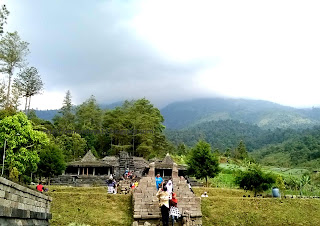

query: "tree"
(187, 140), (221, 187)
(0, 31), (29, 106)
(75, 95), (102, 151)
(14, 66), (43, 113)
(37, 143), (66, 183)
(0, 5), (9, 35)
(0, 112), (48, 177)
(235, 140), (248, 160)
(275, 175), (286, 194)
(53, 90), (76, 131)
(55, 133), (87, 162)
(235, 163), (275, 196)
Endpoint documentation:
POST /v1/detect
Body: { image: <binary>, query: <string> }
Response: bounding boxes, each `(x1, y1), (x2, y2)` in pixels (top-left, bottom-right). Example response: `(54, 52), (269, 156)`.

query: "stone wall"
(51, 175), (110, 186)
(0, 177), (52, 226)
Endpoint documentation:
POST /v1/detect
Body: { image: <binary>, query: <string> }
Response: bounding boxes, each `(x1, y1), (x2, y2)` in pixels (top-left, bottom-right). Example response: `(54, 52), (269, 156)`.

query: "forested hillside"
(165, 120), (301, 152)
(161, 98), (320, 130)
(251, 126), (320, 168)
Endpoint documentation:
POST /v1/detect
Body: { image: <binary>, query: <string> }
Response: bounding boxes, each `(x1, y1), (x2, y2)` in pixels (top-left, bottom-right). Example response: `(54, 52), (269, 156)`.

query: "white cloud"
(130, 0), (320, 107)
(3, 0), (320, 109)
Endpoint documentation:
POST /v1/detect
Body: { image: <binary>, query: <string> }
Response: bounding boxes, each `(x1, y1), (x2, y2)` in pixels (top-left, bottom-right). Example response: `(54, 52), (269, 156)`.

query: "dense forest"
(165, 120), (302, 152)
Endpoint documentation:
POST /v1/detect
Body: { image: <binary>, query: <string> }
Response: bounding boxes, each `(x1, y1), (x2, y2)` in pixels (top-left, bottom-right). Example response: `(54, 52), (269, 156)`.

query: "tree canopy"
(187, 140), (221, 186)
(0, 112), (48, 176)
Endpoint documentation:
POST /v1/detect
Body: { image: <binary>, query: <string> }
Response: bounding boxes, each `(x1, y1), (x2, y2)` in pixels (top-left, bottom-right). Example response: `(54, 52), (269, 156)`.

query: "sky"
(1, 0), (320, 110)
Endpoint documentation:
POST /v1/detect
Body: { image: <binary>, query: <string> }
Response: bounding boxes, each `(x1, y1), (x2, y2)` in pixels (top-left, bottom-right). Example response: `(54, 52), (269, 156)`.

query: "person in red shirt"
(36, 182), (44, 192)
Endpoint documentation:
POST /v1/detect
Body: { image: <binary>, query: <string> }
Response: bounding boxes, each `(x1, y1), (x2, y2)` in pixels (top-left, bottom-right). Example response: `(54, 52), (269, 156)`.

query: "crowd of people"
(156, 173), (181, 226)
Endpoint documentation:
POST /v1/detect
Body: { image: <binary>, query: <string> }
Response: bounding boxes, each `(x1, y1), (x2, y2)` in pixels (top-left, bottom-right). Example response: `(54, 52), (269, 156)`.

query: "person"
(201, 191), (208, 197)
(134, 180), (139, 188)
(107, 176), (115, 194)
(167, 177), (173, 198)
(156, 185), (170, 226)
(36, 182), (44, 192)
(155, 173), (163, 190)
(187, 181), (194, 194)
(169, 192), (181, 225)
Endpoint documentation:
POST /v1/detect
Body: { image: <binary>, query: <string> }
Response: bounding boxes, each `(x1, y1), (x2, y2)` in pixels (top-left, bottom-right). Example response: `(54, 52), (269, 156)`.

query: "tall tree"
(75, 95), (102, 151)
(187, 140), (221, 187)
(53, 90), (75, 131)
(235, 140), (248, 160)
(14, 66), (43, 113)
(0, 31), (29, 107)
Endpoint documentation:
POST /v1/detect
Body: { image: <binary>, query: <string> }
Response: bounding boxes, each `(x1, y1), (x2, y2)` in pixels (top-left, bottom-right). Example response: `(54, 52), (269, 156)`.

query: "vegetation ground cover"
(48, 186), (320, 226)
(194, 187), (320, 226)
(48, 186), (133, 226)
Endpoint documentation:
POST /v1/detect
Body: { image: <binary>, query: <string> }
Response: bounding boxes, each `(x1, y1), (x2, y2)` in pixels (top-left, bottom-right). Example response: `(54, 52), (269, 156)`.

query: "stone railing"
(0, 177), (52, 225)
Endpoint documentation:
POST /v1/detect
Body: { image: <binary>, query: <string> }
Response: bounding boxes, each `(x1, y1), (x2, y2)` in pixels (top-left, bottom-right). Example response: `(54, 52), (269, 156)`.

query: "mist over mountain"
(161, 98), (320, 130)
(35, 98), (320, 130)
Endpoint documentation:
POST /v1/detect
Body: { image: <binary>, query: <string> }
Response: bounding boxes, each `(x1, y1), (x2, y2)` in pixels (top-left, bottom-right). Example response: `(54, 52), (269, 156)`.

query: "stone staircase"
(119, 151), (135, 176)
(133, 176), (202, 225)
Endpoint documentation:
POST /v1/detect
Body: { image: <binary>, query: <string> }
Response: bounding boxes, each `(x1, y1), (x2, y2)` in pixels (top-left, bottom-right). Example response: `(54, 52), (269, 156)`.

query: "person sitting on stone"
(155, 173), (163, 190)
(156, 185), (170, 226)
(36, 182), (44, 192)
(201, 191), (208, 197)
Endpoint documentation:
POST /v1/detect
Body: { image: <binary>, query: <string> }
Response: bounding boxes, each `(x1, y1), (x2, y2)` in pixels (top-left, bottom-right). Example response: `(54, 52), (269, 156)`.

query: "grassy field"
(194, 187), (320, 226)
(48, 186), (320, 226)
(48, 186), (133, 226)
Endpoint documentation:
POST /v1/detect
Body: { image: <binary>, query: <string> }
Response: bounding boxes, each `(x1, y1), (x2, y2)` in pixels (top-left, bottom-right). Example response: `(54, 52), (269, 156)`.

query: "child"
(169, 192), (181, 225)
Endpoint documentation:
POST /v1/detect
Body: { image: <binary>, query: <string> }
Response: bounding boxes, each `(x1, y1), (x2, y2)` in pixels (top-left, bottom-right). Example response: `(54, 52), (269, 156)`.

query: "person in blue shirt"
(155, 173), (163, 190)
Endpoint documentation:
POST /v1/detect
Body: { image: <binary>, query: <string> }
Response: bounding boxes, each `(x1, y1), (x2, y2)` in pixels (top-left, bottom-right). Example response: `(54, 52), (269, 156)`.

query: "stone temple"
(51, 151), (187, 186)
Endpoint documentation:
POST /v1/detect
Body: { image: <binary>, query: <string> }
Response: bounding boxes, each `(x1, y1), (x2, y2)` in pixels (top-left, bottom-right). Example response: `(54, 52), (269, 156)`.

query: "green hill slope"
(161, 98), (320, 130)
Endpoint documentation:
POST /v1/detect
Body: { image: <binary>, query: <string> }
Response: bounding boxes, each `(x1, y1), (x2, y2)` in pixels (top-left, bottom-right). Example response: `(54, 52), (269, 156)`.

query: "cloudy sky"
(1, 0), (320, 109)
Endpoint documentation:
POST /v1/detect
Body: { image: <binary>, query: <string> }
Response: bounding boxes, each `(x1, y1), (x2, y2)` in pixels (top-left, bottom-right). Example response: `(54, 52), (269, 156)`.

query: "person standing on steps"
(167, 177), (173, 198)
(155, 173), (163, 190)
(156, 185), (170, 226)
(169, 192), (181, 226)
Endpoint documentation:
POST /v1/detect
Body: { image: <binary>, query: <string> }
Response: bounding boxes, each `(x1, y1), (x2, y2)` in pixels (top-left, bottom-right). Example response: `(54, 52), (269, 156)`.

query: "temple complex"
(51, 151), (187, 186)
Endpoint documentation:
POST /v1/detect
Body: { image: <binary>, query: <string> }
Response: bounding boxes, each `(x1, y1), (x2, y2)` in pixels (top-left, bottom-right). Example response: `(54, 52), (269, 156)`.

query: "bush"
(235, 163), (276, 195)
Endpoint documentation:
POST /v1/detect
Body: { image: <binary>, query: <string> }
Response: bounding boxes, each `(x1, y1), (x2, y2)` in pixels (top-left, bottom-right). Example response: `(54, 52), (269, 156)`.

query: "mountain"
(161, 98), (320, 130)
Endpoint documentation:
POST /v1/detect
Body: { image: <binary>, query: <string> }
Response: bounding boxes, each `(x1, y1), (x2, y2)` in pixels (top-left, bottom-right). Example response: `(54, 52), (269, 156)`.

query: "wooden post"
(78, 168), (80, 175)
(108, 168), (110, 176)
(87, 167), (88, 176)
(93, 168), (95, 176)
(82, 168), (84, 175)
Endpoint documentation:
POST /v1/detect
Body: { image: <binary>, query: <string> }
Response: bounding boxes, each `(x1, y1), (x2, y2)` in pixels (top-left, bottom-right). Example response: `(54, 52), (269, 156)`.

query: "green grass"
(47, 185), (320, 226)
(194, 187), (320, 226)
(48, 186), (133, 226)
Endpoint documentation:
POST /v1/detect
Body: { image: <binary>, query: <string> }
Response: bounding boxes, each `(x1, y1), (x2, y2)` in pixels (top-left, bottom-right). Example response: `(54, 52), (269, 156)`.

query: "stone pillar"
(172, 163), (178, 178)
(108, 168), (110, 176)
(78, 168), (80, 175)
(93, 168), (95, 176)
(87, 168), (88, 176)
(148, 162), (155, 177)
(82, 168), (84, 175)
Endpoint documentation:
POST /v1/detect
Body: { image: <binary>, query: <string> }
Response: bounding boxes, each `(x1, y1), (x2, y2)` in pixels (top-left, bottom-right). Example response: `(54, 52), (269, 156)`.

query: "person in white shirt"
(166, 177), (173, 198)
(201, 192), (208, 197)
